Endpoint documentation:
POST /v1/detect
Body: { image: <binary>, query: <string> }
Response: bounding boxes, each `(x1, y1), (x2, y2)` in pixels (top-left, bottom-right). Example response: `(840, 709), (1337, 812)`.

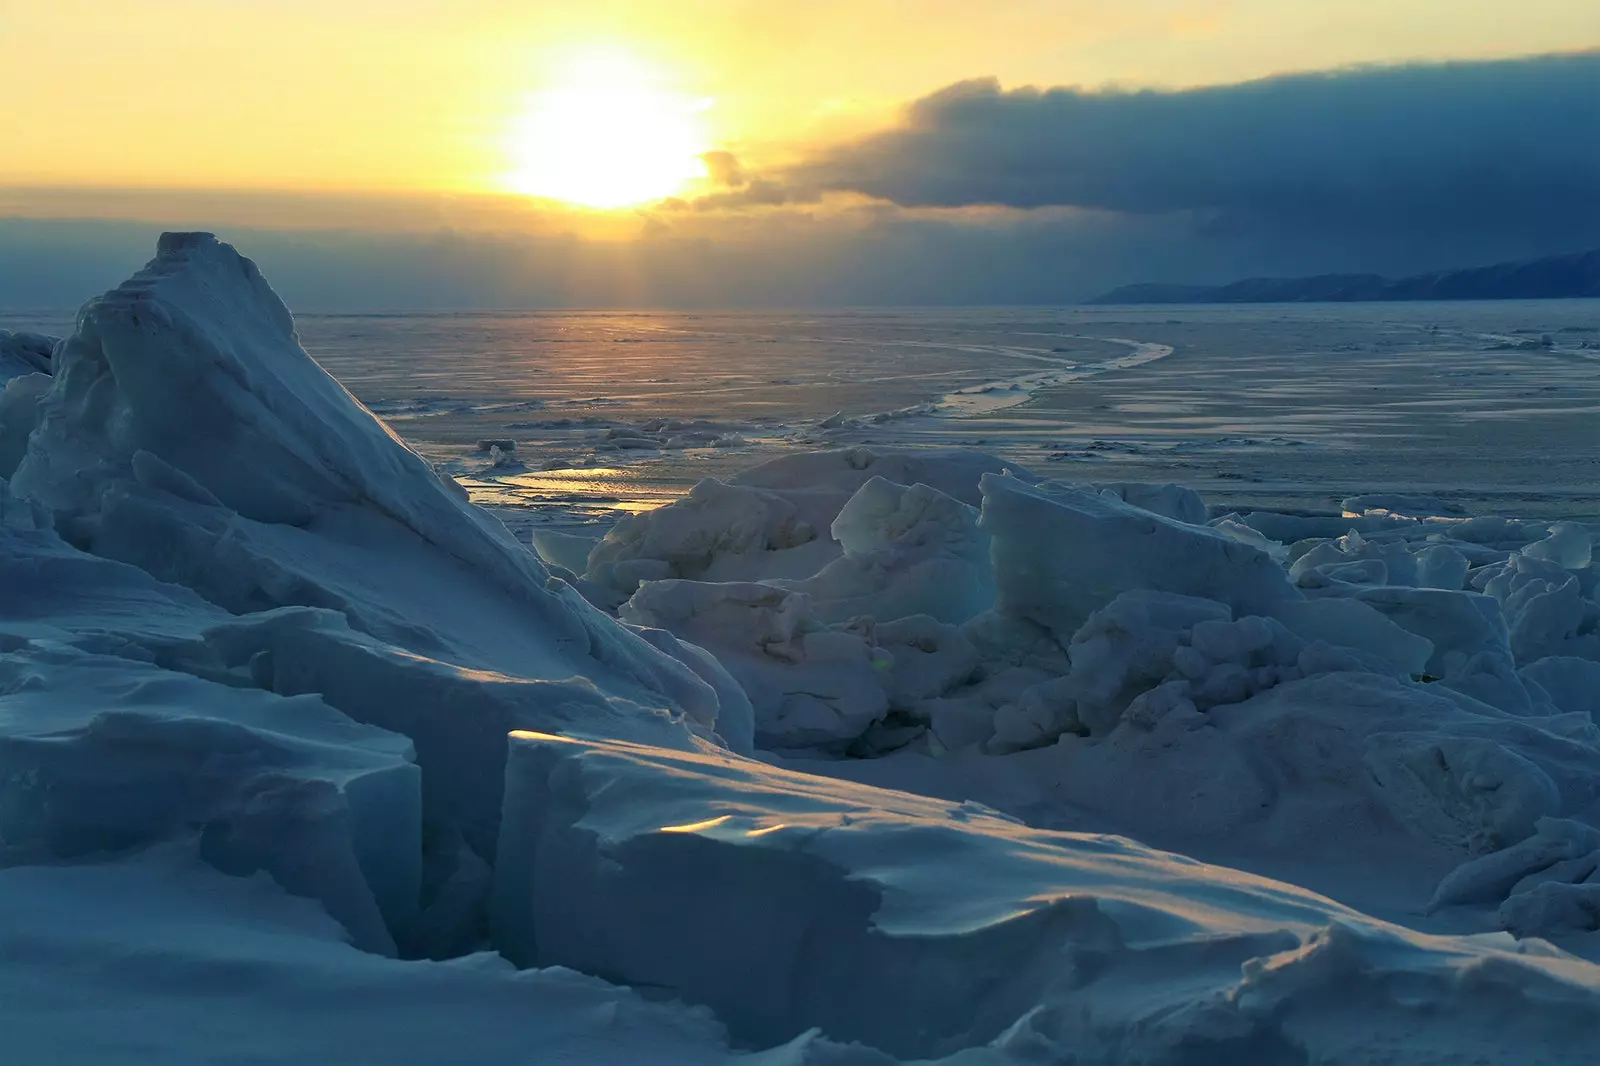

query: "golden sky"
(5, 0), (1597, 202)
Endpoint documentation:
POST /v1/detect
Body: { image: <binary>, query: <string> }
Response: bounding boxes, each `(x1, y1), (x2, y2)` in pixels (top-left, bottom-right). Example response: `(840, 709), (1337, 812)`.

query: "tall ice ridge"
(4, 233), (1600, 1064)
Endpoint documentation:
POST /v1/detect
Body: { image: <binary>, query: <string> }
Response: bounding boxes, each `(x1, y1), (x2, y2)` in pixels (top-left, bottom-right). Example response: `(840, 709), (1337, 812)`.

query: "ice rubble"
(5, 234), (1600, 1063)
(0, 235), (734, 953)
(0, 328), (54, 382)
(578, 442), (1600, 939)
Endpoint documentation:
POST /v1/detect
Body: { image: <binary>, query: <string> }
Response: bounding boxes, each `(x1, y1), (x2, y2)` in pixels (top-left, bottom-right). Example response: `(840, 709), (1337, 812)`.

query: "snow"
(494, 728), (1600, 1063)
(771, 476), (993, 624)
(0, 372), (50, 478)
(1522, 656), (1600, 719)
(0, 645), (419, 955)
(0, 328), (54, 382)
(0, 844), (797, 1066)
(10, 234), (720, 741)
(4, 234), (1600, 1063)
(622, 580), (893, 751)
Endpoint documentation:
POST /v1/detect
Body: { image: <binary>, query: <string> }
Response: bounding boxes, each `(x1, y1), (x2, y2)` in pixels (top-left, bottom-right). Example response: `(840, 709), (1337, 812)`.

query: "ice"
(1270, 597), (1435, 676)
(1522, 656), (1600, 719)
(772, 476), (993, 624)
(1209, 514), (1291, 561)
(1139, 669), (1600, 887)
(585, 476), (835, 593)
(7, 236), (1600, 1062)
(493, 729), (1600, 1062)
(12, 234), (715, 731)
(529, 527), (600, 573)
(1524, 521), (1594, 570)
(1479, 552), (1600, 663)
(621, 580), (890, 751)
(0, 645), (419, 955)
(1341, 492), (1471, 519)
(582, 448), (1028, 600)
(1501, 880), (1600, 937)
(1234, 509), (1419, 544)
(1290, 528), (1426, 587)
(1049, 590), (1233, 735)
(189, 606), (708, 860)
(1353, 585), (1516, 677)
(873, 614), (980, 704)
(1415, 541), (1472, 589)
(980, 474), (1301, 643)
(0, 235), (740, 951)
(6, 234), (730, 753)
(0, 328), (54, 381)
(0, 845), (789, 1066)
(624, 621), (757, 754)
(1429, 818), (1600, 910)
(1092, 480), (1208, 524)
(0, 372), (50, 478)
(729, 445), (1030, 509)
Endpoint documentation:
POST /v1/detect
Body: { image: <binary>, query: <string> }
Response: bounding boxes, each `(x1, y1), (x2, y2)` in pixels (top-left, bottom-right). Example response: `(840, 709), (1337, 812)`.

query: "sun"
(503, 49), (710, 209)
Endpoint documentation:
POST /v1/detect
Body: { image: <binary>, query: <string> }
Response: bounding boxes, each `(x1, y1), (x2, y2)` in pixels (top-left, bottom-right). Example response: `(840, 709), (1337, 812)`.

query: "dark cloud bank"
(4, 52), (1597, 310)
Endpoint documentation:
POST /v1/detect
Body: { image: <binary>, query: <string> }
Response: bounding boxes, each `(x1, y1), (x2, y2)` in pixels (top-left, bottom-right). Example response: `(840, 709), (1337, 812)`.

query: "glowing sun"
(504, 49), (710, 209)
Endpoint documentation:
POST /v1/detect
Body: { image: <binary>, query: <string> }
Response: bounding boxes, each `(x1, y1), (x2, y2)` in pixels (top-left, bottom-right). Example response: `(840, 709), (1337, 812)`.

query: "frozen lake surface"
(10, 301), (1598, 527)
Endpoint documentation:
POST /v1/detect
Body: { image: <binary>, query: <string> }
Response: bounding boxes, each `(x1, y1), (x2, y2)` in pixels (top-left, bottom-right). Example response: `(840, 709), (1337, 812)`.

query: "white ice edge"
(935, 335), (1176, 417)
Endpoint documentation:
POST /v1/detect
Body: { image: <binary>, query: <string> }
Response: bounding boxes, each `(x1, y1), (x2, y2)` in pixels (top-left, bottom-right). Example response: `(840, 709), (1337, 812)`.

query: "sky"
(3, 1), (1599, 308)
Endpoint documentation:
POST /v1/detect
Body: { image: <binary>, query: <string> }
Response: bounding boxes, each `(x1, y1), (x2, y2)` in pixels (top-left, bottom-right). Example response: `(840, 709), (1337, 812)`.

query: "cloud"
(701, 150), (747, 188)
(792, 51), (1600, 253)
(8, 52), (1599, 310)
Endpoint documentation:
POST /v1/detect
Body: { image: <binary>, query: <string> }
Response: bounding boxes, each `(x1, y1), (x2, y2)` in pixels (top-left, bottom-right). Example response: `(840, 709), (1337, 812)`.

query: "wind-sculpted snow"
(494, 730), (1600, 1063)
(5, 236), (1600, 1062)
(0, 645), (420, 955)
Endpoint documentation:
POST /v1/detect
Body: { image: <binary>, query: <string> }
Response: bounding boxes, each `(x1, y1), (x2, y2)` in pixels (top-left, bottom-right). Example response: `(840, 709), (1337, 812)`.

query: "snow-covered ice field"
(4, 237), (1600, 1065)
(10, 299), (1599, 526)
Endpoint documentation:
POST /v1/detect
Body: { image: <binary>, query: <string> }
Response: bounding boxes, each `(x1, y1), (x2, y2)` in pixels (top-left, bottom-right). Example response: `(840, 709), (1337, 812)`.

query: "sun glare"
(504, 49), (710, 209)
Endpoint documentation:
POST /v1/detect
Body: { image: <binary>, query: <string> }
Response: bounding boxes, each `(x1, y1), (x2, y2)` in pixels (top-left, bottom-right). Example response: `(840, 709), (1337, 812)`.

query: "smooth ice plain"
(3, 236), (1600, 1065)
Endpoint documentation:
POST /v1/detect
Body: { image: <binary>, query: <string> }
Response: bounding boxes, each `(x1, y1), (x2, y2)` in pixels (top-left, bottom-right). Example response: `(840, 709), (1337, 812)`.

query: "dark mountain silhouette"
(1090, 248), (1600, 305)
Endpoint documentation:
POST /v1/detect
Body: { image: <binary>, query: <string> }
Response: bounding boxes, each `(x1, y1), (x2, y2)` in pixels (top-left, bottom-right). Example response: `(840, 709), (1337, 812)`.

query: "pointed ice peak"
(156, 230), (219, 255)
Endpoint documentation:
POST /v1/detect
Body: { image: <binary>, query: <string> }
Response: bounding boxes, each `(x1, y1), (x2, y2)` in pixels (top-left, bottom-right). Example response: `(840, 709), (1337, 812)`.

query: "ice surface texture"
(5, 234), (1600, 1063)
(495, 730), (1600, 1062)
(1, 235), (731, 951)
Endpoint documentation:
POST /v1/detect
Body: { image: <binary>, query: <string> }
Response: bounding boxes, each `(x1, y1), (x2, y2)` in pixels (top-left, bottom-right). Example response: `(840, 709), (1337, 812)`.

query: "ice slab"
(774, 476), (993, 625)
(0, 646), (419, 954)
(8, 233), (729, 760)
(980, 474), (1300, 642)
(0, 329), (53, 382)
(493, 730), (1600, 1062)
(622, 580), (890, 751)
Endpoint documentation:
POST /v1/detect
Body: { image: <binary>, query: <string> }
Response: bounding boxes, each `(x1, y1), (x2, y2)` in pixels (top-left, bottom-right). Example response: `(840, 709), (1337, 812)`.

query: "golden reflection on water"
(458, 466), (675, 513)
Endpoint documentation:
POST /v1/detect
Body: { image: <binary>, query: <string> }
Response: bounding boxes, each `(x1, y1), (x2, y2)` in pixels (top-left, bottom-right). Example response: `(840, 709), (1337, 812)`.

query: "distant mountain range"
(1089, 248), (1600, 305)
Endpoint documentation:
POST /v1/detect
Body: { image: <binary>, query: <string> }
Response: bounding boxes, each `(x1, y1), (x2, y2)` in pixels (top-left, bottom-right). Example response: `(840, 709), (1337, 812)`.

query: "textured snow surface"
(495, 730), (1600, 1063)
(0, 328), (54, 382)
(3, 235), (1600, 1064)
